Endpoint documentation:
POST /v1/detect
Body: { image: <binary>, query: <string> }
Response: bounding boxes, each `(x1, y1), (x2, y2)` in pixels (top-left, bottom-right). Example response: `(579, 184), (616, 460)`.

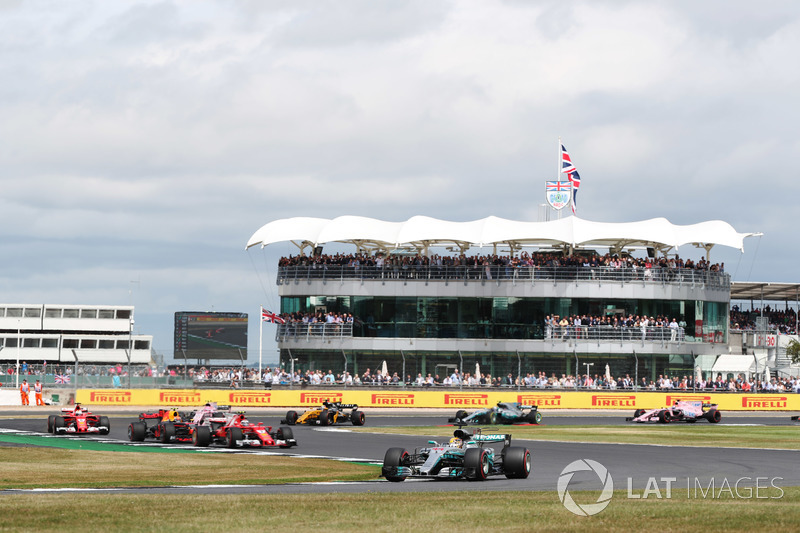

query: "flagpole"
(258, 306), (263, 378)
(557, 137), (562, 220)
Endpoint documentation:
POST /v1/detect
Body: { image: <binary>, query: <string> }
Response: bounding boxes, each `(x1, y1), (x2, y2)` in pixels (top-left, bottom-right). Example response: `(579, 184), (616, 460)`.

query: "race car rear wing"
(470, 433), (512, 447)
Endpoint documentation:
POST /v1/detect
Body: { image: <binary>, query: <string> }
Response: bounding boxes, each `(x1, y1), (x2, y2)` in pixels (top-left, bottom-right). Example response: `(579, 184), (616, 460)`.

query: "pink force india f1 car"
(626, 400), (722, 424)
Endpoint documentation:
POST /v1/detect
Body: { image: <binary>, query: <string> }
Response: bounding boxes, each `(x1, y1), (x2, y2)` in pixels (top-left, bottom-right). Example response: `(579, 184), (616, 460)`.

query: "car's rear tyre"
(658, 411), (670, 424)
(47, 415), (55, 433)
(503, 447), (532, 479)
(533, 411), (543, 424)
(487, 412), (498, 425)
(708, 410), (721, 423)
(227, 427), (243, 448)
(192, 425), (211, 447)
(465, 448), (489, 481)
(383, 447), (409, 482)
(54, 416), (65, 431)
(633, 409), (645, 419)
(98, 416), (110, 435)
(285, 411), (298, 425)
(455, 410), (468, 421)
(128, 421), (146, 442)
(276, 426), (294, 442)
(351, 410), (366, 426)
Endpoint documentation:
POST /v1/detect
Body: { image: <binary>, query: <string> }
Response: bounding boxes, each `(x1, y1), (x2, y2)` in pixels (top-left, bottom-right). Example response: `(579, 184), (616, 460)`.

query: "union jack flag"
(261, 308), (286, 324)
(561, 143), (581, 214)
(55, 374), (70, 384)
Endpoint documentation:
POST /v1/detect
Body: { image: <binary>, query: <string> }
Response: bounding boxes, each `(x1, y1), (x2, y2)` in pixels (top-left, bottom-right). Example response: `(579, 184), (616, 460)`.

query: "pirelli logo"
(300, 392), (343, 404)
(517, 394), (562, 407)
(90, 391), (132, 403)
(742, 396), (787, 409)
(371, 393), (415, 406)
(229, 392), (272, 405)
(444, 393), (489, 406)
(591, 394), (636, 407)
(159, 392), (202, 404)
(666, 395), (712, 404)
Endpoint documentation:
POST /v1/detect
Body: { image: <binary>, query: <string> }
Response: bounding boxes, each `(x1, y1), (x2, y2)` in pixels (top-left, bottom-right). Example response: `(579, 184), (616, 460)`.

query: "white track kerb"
(557, 459), (614, 516)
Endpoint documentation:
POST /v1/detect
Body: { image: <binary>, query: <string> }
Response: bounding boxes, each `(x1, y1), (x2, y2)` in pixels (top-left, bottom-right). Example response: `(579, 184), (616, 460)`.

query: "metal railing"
(276, 322), (354, 342)
(274, 321), (691, 344)
(544, 326), (687, 344)
(277, 264), (730, 289)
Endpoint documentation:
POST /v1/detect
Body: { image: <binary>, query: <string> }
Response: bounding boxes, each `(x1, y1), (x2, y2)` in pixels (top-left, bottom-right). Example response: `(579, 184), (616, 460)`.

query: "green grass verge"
(0, 489), (797, 532)
(0, 447), (378, 489)
(352, 425), (800, 449)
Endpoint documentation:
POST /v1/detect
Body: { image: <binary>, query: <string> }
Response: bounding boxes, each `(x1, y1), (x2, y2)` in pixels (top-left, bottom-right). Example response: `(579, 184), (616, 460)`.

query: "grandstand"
(245, 215), (796, 385)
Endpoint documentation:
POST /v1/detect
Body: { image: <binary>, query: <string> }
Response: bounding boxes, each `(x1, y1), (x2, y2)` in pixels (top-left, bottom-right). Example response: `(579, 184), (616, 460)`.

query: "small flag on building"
(561, 143), (582, 215)
(261, 308), (286, 324)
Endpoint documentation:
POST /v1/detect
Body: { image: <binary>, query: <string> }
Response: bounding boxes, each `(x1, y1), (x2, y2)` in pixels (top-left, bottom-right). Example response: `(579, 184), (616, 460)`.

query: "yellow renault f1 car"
(281, 401), (366, 426)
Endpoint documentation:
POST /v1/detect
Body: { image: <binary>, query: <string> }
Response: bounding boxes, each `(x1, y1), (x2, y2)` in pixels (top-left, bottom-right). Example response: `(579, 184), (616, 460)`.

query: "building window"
(116, 310), (131, 320)
(24, 308), (41, 318)
(62, 339), (78, 349)
(63, 309), (79, 318)
(6, 308), (22, 318)
(4, 338), (17, 348)
(80, 339), (97, 349)
(98, 309), (115, 319)
(98, 339), (115, 349)
(80, 309), (98, 319)
(41, 338), (58, 348)
(134, 340), (150, 350)
(23, 338), (40, 348)
(45, 308), (62, 318)
(117, 340), (130, 350)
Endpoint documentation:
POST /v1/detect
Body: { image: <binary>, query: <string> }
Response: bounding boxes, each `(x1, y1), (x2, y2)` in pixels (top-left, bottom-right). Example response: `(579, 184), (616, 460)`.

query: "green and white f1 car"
(381, 429), (532, 482)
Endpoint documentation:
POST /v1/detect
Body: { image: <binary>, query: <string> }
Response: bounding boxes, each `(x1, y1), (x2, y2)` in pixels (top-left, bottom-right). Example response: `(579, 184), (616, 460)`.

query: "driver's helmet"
(449, 437), (463, 448)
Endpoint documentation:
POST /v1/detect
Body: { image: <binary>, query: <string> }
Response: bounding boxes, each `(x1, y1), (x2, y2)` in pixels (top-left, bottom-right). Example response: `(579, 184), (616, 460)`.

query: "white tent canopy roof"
(246, 215), (758, 255)
(711, 354), (756, 375)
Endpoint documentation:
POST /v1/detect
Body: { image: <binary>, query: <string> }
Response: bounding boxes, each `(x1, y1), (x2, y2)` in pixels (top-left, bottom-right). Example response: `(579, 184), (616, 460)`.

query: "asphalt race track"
(1, 410), (798, 495)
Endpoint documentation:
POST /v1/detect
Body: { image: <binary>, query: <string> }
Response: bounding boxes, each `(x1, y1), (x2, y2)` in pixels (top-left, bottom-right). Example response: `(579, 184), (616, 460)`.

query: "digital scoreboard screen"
(174, 311), (248, 360)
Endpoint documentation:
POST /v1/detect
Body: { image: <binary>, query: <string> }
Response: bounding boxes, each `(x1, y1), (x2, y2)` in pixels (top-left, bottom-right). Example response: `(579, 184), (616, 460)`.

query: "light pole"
(583, 362), (594, 387)
(128, 314), (134, 389)
(16, 320), (21, 388)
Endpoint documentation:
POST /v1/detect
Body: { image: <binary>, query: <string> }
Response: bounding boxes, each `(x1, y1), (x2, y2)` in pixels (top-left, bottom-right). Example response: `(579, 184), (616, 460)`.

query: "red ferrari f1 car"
(626, 400), (721, 423)
(47, 404), (110, 435)
(191, 408), (296, 449)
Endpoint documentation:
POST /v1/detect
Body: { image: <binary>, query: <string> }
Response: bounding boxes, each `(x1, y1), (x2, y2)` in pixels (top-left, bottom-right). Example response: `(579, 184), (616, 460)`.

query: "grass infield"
(0, 489), (797, 532)
(0, 447), (378, 489)
(351, 424), (800, 449)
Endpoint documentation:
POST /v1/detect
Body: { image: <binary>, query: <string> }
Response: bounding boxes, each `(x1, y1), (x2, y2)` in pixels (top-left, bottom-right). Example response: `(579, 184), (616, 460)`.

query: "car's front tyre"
(465, 448), (489, 481)
(128, 421), (147, 442)
(383, 447), (409, 482)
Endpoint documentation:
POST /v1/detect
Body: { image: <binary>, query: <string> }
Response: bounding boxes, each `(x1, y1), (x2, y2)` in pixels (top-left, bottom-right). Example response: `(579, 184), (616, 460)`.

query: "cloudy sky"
(1, 1), (798, 363)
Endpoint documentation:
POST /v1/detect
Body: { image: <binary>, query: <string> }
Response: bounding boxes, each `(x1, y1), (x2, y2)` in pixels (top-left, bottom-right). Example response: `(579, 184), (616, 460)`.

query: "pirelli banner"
(76, 389), (800, 411)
